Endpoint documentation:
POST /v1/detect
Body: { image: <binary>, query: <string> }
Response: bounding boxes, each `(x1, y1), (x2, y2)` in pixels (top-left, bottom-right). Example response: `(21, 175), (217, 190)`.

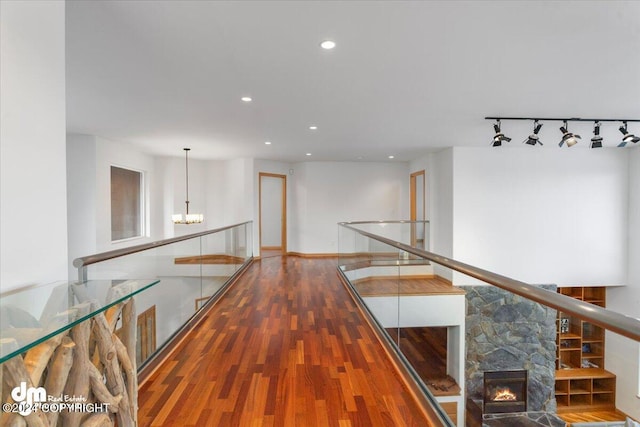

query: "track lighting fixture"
(486, 117), (640, 148)
(590, 122), (603, 148)
(617, 122), (640, 147)
(524, 121), (543, 146)
(559, 121), (581, 147)
(491, 120), (511, 147)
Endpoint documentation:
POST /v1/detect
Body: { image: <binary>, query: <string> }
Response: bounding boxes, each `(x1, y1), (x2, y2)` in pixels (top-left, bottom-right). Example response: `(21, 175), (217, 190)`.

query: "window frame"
(110, 164), (146, 243)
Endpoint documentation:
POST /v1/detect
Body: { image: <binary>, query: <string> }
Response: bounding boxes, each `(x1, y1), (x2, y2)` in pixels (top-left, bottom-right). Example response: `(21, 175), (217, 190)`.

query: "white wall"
(67, 141), (257, 269)
(606, 148), (640, 419)
(221, 158), (253, 226)
(1, 1), (68, 291)
(155, 156), (177, 238)
(67, 134), (97, 280)
(66, 135), (163, 280)
(290, 161), (409, 254)
(623, 148), (640, 311)
(451, 147), (628, 286)
(203, 159), (225, 228)
(429, 149), (455, 281)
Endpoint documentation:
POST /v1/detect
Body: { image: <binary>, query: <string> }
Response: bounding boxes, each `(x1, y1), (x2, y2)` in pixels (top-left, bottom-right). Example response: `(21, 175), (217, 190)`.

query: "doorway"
(410, 170), (426, 249)
(259, 173), (287, 258)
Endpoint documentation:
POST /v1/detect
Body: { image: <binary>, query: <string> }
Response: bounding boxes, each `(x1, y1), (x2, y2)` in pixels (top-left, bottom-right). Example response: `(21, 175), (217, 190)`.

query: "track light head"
(617, 122), (640, 147)
(491, 120), (511, 147)
(559, 121), (581, 147)
(590, 121), (603, 148)
(524, 121), (543, 146)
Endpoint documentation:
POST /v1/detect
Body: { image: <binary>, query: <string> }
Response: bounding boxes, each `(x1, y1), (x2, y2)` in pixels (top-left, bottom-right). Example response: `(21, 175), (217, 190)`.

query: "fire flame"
(493, 387), (517, 401)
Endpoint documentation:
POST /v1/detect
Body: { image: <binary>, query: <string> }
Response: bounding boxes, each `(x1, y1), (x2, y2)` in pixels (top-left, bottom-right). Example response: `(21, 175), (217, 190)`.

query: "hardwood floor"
(354, 276), (465, 297)
(138, 256), (433, 426)
(559, 410), (631, 425)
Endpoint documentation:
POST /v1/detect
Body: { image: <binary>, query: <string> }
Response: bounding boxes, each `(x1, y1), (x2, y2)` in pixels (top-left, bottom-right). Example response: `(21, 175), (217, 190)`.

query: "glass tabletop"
(0, 278), (161, 363)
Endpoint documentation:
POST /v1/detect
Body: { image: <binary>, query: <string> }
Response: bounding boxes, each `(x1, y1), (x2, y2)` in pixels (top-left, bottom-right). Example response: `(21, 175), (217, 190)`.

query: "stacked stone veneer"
(461, 285), (558, 413)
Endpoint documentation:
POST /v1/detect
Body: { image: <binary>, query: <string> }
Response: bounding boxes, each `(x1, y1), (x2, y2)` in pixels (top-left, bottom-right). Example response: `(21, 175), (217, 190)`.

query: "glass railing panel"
(135, 236), (204, 362)
(338, 221), (640, 427)
(0, 222), (253, 425)
(393, 259), (464, 426)
(357, 237), (402, 344)
(340, 227), (401, 287)
(602, 331), (640, 422)
(199, 228), (245, 305)
(0, 278), (160, 363)
(0, 278), (160, 426)
(347, 220), (430, 249)
(338, 226), (452, 425)
(229, 223), (250, 271)
(338, 225), (368, 283)
(82, 236), (206, 367)
(80, 224), (253, 368)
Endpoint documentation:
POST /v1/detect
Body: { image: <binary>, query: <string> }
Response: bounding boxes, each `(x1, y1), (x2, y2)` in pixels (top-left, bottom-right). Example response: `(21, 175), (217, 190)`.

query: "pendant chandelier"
(172, 148), (203, 224)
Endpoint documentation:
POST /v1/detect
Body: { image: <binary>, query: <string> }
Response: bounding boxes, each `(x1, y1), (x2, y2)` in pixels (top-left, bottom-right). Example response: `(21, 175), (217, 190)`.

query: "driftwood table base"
(1, 298), (138, 427)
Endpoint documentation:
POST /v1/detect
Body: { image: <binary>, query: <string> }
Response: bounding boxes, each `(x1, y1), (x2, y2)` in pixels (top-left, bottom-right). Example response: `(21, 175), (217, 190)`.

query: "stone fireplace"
(461, 285), (557, 413)
(483, 370), (527, 414)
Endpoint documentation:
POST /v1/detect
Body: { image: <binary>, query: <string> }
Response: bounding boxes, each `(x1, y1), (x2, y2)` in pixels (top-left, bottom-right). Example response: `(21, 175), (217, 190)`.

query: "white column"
(0, 1), (68, 291)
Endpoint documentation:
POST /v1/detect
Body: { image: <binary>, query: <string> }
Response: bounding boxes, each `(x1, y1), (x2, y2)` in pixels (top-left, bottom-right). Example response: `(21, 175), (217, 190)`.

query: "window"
(111, 166), (144, 241)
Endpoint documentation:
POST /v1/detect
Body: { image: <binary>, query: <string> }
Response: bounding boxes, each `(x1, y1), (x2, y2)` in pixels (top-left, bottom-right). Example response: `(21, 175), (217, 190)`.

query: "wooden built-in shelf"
(555, 368), (616, 413)
(556, 287), (617, 414)
(556, 286), (606, 370)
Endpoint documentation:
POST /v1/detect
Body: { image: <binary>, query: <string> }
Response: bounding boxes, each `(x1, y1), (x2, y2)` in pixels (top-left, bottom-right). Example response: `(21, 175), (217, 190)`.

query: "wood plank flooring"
(559, 410), (630, 424)
(354, 276), (465, 297)
(138, 256), (432, 426)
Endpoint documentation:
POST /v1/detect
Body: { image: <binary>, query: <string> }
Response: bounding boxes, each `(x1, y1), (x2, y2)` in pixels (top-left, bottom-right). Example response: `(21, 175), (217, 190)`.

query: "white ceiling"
(66, 1), (640, 162)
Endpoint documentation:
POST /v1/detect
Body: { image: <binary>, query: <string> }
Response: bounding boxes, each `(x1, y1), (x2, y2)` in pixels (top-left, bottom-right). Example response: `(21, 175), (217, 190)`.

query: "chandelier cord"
(185, 148), (190, 215)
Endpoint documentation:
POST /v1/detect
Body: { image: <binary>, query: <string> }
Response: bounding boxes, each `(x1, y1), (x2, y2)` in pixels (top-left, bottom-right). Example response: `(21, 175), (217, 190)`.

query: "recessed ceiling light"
(320, 40), (336, 50)
(241, 96), (252, 102)
(309, 125), (318, 130)
(388, 155), (395, 159)
(306, 153), (312, 156)
(264, 141), (271, 145)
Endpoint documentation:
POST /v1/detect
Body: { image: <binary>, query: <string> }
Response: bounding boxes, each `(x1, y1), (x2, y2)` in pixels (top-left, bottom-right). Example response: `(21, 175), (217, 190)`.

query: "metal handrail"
(73, 221), (252, 268)
(341, 220), (429, 225)
(339, 221), (640, 342)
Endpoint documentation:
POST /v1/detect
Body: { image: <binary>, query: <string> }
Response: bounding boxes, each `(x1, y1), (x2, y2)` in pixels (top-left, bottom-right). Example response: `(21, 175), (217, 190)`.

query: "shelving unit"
(556, 286), (606, 370)
(555, 369), (616, 413)
(555, 286), (616, 413)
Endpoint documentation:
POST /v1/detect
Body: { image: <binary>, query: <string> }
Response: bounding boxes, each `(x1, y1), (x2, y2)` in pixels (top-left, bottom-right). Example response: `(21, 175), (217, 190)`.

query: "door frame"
(410, 170), (426, 247)
(258, 172), (287, 253)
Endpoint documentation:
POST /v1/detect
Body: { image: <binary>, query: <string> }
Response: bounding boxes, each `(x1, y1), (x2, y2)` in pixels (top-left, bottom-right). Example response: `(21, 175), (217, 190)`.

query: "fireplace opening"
(483, 370), (527, 414)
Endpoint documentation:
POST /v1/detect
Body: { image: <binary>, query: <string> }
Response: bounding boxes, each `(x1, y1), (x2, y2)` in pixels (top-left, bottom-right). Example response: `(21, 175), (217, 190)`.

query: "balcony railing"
(0, 221), (252, 426)
(338, 220), (640, 427)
